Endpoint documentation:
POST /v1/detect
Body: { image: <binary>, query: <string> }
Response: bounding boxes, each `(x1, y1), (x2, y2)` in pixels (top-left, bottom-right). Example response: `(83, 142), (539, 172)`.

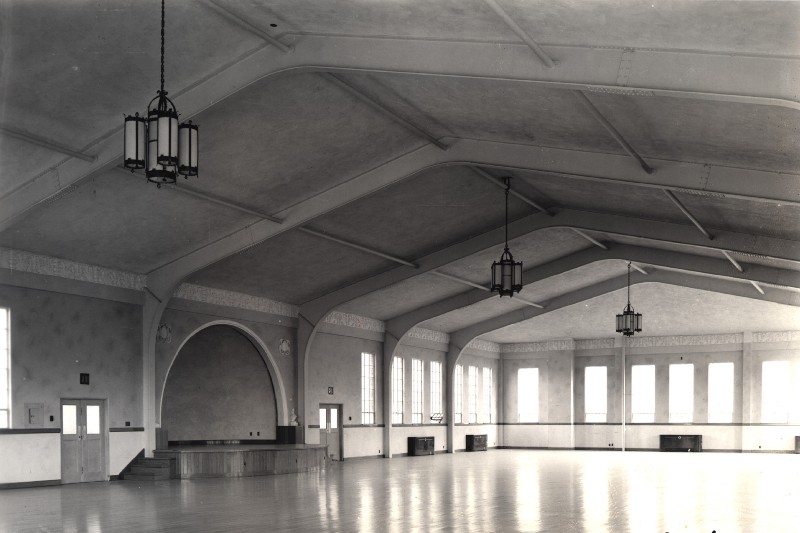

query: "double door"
(319, 404), (343, 461)
(61, 399), (106, 483)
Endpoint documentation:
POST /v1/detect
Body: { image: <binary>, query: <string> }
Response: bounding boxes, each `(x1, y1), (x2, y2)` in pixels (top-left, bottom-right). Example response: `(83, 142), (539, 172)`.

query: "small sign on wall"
(327, 387), (334, 395)
(80, 373), (90, 385)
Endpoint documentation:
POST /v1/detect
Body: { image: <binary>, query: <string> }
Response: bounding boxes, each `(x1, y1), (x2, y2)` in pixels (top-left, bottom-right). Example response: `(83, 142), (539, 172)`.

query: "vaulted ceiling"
(2, 0), (799, 344)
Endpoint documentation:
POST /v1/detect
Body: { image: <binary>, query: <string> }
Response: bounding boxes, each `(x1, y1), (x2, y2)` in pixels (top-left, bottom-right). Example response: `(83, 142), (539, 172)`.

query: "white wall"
(109, 431), (147, 476)
(0, 433), (60, 484)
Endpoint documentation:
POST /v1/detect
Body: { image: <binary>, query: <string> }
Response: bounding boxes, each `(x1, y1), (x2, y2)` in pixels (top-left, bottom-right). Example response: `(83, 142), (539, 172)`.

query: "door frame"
(319, 403), (344, 461)
(60, 397), (109, 483)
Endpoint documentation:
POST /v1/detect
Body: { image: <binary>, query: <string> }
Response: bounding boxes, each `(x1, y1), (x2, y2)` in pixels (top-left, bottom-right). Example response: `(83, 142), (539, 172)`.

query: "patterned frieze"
(575, 338), (615, 351)
(467, 339), (501, 353)
(174, 283), (298, 318)
(501, 339), (575, 353)
(322, 311), (385, 332)
(406, 327), (449, 344)
(752, 331), (800, 343)
(626, 333), (742, 348)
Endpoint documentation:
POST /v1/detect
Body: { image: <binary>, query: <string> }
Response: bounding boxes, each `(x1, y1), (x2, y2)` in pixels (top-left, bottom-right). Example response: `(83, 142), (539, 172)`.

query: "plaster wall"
(453, 423), (500, 450)
(161, 326), (277, 441)
(342, 426), (383, 458)
(156, 305), (296, 427)
(109, 431), (146, 475)
(306, 330), (383, 431)
(503, 351), (573, 424)
(0, 433), (60, 484)
(0, 284), (142, 430)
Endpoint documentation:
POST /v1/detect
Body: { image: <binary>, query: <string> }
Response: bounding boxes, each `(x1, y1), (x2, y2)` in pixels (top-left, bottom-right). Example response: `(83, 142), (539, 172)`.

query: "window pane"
(708, 362), (734, 423)
(361, 352), (375, 425)
(0, 385), (7, 410)
(631, 365), (655, 423)
(762, 361), (790, 423)
(412, 359), (423, 424)
(669, 364), (694, 423)
(454, 365), (463, 423)
(330, 408), (338, 430)
(584, 366), (607, 423)
(430, 361), (442, 416)
(86, 405), (100, 434)
(483, 368), (493, 423)
(518, 368), (539, 423)
(0, 410), (7, 429)
(62, 405), (77, 435)
(468, 366), (478, 424)
(392, 357), (404, 424)
(319, 408), (327, 429)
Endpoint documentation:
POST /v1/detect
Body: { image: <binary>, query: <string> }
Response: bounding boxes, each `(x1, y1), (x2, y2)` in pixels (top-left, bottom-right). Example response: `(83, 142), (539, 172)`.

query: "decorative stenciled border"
(627, 333), (742, 348)
(752, 331), (800, 343)
(575, 338), (615, 350)
(0, 247), (145, 290)
(501, 339), (576, 353)
(323, 311), (385, 332)
(407, 327), (449, 344)
(467, 338), (501, 353)
(174, 283), (298, 318)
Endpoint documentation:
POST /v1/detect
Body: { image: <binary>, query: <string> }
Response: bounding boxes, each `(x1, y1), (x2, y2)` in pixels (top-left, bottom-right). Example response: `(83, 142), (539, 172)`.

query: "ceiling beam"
(471, 167), (551, 215)
(2, 33), (796, 234)
(574, 91), (653, 174)
(481, 0), (556, 68)
(721, 250), (744, 273)
(202, 0), (293, 53)
(448, 269), (800, 352)
(750, 280), (765, 295)
(299, 227), (418, 268)
(571, 228), (608, 250)
(0, 125), (97, 163)
(320, 73), (448, 150)
(663, 189), (713, 240)
(629, 263), (648, 275)
(384, 244), (800, 340)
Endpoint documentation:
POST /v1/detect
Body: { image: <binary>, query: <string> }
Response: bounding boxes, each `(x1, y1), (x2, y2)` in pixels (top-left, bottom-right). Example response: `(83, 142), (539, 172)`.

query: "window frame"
(668, 363), (694, 423)
(411, 358), (423, 425)
(517, 367), (539, 423)
(430, 361), (442, 418)
(0, 308), (9, 429)
(454, 364), (463, 424)
(631, 364), (655, 423)
(584, 366), (608, 423)
(708, 362), (734, 423)
(483, 367), (493, 423)
(360, 352), (376, 425)
(391, 356), (404, 424)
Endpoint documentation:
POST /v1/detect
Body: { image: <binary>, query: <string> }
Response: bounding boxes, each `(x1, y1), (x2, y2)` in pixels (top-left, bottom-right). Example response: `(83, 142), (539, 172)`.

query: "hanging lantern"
(123, 0), (198, 187)
(490, 177), (523, 297)
(616, 263), (643, 336)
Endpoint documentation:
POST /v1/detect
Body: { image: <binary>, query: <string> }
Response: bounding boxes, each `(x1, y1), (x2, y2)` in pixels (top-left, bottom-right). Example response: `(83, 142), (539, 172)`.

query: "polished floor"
(1, 450), (797, 532)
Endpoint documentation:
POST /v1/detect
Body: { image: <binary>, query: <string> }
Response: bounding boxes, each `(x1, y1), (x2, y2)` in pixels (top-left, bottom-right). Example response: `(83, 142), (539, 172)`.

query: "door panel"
(319, 404), (342, 461)
(61, 399), (106, 483)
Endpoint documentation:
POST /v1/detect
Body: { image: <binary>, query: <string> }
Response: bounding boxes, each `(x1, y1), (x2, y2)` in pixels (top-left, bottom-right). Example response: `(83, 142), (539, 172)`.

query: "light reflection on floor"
(1, 450), (798, 532)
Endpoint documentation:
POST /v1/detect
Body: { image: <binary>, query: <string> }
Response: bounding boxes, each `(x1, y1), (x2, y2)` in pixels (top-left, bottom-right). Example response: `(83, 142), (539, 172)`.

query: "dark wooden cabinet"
(660, 434), (702, 452)
(408, 436), (435, 456)
(466, 434), (487, 451)
(276, 426), (304, 445)
(795, 436), (799, 454)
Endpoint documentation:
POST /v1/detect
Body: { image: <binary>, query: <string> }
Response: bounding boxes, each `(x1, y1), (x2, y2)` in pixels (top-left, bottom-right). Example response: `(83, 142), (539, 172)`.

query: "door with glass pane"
(319, 404), (342, 461)
(61, 399), (106, 483)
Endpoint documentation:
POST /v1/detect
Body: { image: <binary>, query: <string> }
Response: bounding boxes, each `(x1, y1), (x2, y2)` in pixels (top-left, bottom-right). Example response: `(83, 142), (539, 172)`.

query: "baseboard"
(167, 439), (277, 446)
(342, 454), (383, 462)
(0, 479), (61, 490)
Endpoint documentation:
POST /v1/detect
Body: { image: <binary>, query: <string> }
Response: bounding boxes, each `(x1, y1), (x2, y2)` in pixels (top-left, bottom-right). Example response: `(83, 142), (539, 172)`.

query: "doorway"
(60, 399), (106, 483)
(319, 404), (343, 461)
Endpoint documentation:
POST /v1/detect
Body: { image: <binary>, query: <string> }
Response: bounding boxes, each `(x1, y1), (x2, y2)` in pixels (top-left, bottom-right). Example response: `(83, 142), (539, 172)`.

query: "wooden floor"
(1, 450), (797, 532)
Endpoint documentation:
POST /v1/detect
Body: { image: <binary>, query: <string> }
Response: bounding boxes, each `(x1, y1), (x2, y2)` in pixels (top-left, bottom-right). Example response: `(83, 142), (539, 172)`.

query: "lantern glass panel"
(157, 112), (178, 166)
(178, 123), (198, 176)
(124, 116), (145, 169)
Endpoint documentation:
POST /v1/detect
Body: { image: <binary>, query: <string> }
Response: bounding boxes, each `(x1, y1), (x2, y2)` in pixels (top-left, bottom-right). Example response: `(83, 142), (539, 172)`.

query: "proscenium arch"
(157, 320), (289, 427)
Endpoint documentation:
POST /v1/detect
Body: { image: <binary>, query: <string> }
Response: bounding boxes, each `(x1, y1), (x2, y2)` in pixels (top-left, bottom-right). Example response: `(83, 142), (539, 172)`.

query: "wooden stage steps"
(121, 457), (172, 481)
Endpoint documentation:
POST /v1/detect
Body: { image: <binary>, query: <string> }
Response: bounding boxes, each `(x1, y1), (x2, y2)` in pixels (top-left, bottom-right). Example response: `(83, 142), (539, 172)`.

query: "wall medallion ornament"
(279, 338), (291, 357)
(156, 322), (172, 344)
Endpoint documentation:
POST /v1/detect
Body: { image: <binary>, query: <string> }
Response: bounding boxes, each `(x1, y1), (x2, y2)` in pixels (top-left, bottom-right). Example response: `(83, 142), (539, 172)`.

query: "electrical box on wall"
(80, 373), (90, 385)
(24, 403), (44, 428)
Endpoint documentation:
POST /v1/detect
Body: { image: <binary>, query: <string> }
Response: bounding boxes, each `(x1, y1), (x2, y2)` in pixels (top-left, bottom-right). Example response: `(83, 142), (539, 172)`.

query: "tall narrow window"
(454, 364), (463, 423)
(430, 361), (442, 418)
(669, 363), (694, 423)
(0, 308), (8, 429)
(585, 366), (607, 423)
(518, 368), (539, 422)
(468, 366), (478, 423)
(762, 360), (790, 423)
(361, 352), (375, 424)
(483, 367), (493, 423)
(392, 356), (404, 424)
(412, 359), (423, 424)
(708, 362), (734, 423)
(631, 365), (655, 423)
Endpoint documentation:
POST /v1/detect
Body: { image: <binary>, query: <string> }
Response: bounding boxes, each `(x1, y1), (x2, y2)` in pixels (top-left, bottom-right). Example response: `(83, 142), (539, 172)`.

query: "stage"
(153, 444), (328, 479)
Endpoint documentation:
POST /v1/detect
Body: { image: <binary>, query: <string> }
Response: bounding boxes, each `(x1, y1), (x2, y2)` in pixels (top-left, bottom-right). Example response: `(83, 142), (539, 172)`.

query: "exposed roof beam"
(3, 34), (796, 232)
(471, 167), (551, 215)
(0, 125), (97, 163)
(721, 250), (744, 272)
(750, 280), (765, 295)
(431, 270), (544, 309)
(320, 73), (448, 150)
(571, 228), (608, 250)
(663, 189), (713, 240)
(629, 262), (648, 275)
(299, 227), (418, 268)
(114, 167), (284, 224)
(203, 0), (293, 53)
(385, 244), (800, 339)
(574, 91), (653, 174)
(481, 0), (556, 68)
(448, 270), (800, 353)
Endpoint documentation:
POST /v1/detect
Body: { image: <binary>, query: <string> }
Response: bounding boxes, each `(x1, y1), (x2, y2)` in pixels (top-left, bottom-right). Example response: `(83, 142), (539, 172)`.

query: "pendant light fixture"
(490, 177), (523, 297)
(124, 0), (198, 187)
(616, 262), (642, 336)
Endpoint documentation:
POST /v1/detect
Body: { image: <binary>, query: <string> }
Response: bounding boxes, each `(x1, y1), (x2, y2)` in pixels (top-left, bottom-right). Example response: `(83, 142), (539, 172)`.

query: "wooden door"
(319, 404), (342, 461)
(61, 399), (106, 483)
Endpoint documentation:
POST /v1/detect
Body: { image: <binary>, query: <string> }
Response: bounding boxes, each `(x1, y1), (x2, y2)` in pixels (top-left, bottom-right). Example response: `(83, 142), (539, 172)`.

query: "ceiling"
(1, 0), (799, 345)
